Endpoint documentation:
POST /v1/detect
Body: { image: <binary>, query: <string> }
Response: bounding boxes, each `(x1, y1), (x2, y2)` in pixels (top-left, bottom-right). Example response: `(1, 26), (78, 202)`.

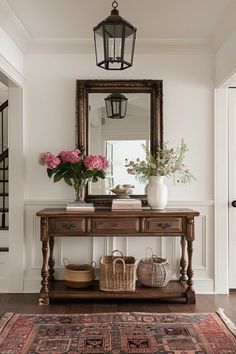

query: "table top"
(36, 208), (200, 218)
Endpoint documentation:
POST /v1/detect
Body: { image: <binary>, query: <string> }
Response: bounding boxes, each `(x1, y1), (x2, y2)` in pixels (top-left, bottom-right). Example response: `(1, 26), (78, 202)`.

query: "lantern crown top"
(94, 0), (136, 30)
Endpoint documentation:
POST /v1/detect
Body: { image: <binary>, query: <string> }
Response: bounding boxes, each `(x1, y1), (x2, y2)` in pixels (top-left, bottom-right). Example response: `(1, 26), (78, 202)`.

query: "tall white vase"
(146, 176), (168, 209)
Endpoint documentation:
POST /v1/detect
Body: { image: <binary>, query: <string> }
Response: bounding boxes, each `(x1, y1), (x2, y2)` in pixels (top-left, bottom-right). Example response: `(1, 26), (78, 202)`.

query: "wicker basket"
(137, 248), (172, 287)
(99, 250), (136, 292)
(63, 258), (96, 288)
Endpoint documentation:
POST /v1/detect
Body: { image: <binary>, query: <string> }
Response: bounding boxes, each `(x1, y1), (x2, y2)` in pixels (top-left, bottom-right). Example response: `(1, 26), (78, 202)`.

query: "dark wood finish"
(0, 100), (8, 112)
(0, 148), (8, 163)
(91, 217), (139, 234)
(0, 100), (8, 230)
(180, 236), (187, 282)
(76, 80), (163, 206)
(48, 280), (187, 300)
(145, 217), (183, 233)
(1, 293), (236, 325)
(49, 217), (86, 235)
(0, 247), (9, 252)
(36, 208), (199, 305)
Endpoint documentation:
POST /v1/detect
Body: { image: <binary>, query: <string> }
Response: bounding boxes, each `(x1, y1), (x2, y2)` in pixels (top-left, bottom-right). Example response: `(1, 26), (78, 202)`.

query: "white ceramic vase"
(146, 176), (168, 209)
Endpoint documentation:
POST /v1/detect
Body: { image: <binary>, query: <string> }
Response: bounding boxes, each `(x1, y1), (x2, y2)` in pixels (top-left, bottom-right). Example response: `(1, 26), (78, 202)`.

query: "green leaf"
(86, 171), (94, 178)
(63, 177), (73, 186)
(53, 171), (62, 183)
(92, 176), (98, 182)
(47, 169), (54, 178)
(96, 170), (105, 179)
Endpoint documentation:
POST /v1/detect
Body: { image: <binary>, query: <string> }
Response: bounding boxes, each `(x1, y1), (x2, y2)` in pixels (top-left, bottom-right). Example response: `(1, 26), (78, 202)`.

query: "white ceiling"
(5, 0), (232, 39)
(1, 0), (236, 53)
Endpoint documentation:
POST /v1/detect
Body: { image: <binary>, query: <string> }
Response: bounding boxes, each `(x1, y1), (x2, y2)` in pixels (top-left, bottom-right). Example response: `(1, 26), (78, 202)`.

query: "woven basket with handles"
(137, 247), (172, 287)
(63, 258), (96, 288)
(99, 250), (136, 292)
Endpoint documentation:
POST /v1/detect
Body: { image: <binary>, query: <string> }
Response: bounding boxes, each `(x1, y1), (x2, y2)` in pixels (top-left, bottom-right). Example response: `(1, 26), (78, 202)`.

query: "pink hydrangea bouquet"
(40, 149), (109, 201)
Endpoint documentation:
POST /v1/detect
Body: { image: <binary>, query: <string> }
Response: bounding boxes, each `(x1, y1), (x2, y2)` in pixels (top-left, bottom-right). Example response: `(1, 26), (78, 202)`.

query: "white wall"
(24, 53), (214, 202)
(21, 52), (215, 293)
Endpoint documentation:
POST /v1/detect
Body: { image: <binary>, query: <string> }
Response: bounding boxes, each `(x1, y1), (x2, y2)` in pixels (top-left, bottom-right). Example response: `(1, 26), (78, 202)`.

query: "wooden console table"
(36, 208), (199, 305)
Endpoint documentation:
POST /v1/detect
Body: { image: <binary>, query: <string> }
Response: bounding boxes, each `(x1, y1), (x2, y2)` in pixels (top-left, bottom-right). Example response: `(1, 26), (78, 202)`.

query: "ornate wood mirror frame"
(76, 79), (163, 206)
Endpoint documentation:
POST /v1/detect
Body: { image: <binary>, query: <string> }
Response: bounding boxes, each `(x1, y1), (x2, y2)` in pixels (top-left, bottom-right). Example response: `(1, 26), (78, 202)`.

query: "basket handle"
(111, 250), (124, 258)
(145, 248), (165, 261)
(145, 247), (154, 259)
(63, 258), (70, 266)
(112, 257), (126, 274)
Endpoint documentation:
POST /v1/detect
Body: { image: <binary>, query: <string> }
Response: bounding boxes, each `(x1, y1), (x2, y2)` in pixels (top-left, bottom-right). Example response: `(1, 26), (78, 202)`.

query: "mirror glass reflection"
(88, 93), (150, 195)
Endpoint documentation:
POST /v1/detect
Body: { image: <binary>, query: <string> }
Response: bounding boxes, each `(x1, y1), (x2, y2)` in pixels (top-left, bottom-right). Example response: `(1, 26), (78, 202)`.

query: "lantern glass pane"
(106, 100), (112, 117)
(121, 100), (127, 117)
(123, 26), (135, 65)
(94, 27), (104, 66)
(104, 24), (123, 69)
(113, 100), (119, 117)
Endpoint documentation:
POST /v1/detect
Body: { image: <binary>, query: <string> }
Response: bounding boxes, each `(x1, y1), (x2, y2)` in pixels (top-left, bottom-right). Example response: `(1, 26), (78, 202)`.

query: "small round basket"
(137, 248), (172, 288)
(63, 258), (96, 288)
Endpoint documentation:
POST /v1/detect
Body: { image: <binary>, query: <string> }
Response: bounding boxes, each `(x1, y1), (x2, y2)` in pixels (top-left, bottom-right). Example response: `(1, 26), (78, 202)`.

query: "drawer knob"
(158, 223), (171, 229)
(61, 223), (76, 230)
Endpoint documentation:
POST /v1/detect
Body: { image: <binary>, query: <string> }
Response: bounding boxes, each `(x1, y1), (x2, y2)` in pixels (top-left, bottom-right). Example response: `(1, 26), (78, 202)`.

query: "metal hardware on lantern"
(93, 0), (137, 70)
(105, 93), (128, 118)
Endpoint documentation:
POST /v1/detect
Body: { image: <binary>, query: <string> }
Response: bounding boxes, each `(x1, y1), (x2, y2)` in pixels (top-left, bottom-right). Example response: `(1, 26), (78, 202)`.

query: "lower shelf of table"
(47, 280), (190, 301)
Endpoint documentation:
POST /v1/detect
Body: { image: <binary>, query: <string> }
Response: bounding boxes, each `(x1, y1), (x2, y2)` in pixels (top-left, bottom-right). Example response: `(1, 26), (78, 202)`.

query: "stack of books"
(112, 198), (142, 210)
(66, 202), (95, 212)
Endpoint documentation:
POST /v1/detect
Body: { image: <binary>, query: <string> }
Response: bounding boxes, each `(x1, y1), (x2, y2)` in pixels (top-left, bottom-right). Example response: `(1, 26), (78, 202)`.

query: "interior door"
(229, 88), (236, 289)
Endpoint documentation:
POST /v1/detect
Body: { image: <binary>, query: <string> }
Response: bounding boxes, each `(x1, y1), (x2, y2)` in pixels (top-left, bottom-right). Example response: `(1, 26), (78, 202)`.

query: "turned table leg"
(48, 237), (55, 281)
(180, 236), (187, 281)
(186, 217), (196, 304)
(39, 217), (49, 305)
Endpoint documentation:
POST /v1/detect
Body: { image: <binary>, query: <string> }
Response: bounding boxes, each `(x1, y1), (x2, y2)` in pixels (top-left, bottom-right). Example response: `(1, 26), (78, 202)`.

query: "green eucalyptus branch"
(125, 140), (196, 184)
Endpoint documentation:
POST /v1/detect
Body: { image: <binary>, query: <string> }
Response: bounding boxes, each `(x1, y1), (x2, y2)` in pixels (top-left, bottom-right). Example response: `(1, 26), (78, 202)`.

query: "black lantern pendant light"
(94, 0), (137, 70)
(105, 93), (128, 119)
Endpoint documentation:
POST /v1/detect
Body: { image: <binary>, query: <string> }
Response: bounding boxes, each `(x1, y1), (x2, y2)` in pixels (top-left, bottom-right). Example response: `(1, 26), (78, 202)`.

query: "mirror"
(76, 80), (163, 205)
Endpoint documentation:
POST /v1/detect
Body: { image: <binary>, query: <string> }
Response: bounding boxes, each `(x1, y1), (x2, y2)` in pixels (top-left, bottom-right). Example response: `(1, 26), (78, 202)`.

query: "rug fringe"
(216, 308), (236, 337)
(0, 313), (14, 334)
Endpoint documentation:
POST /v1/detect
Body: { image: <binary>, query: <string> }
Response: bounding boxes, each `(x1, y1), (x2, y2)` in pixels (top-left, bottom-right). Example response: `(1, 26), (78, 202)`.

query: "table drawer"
(145, 217), (183, 233)
(50, 218), (86, 234)
(92, 218), (139, 234)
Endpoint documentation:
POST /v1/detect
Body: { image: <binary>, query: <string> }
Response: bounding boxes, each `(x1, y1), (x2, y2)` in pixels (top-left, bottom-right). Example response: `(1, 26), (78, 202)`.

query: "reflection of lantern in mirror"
(105, 93), (128, 119)
(93, 0), (137, 70)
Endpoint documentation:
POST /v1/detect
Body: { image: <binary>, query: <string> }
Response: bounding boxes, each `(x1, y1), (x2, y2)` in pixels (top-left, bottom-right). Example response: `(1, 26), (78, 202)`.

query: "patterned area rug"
(0, 310), (236, 353)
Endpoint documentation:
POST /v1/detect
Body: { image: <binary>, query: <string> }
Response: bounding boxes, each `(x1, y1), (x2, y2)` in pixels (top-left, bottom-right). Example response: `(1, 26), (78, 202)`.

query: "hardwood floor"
(0, 293), (236, 324)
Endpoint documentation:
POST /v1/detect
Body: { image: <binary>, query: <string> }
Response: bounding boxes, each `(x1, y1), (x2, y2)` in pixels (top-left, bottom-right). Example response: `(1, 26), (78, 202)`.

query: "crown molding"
(0, 0), (31, 52)
(25, 37), (213, 55)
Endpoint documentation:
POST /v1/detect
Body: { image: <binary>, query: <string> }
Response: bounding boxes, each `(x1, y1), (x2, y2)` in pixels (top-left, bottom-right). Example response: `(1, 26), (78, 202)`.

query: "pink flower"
(59, 149), (81, 163)
(83, 155), (109, 171)
(99, 155), (109, 170)
(42, 152), (60, 169)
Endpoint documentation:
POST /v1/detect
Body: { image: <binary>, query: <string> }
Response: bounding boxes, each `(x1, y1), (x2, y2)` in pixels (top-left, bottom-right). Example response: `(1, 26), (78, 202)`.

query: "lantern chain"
(112, 0), (118, 9)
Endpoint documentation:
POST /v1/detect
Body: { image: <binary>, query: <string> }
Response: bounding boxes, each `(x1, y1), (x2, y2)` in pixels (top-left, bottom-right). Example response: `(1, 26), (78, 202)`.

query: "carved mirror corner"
(76, 79), (163, 206)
